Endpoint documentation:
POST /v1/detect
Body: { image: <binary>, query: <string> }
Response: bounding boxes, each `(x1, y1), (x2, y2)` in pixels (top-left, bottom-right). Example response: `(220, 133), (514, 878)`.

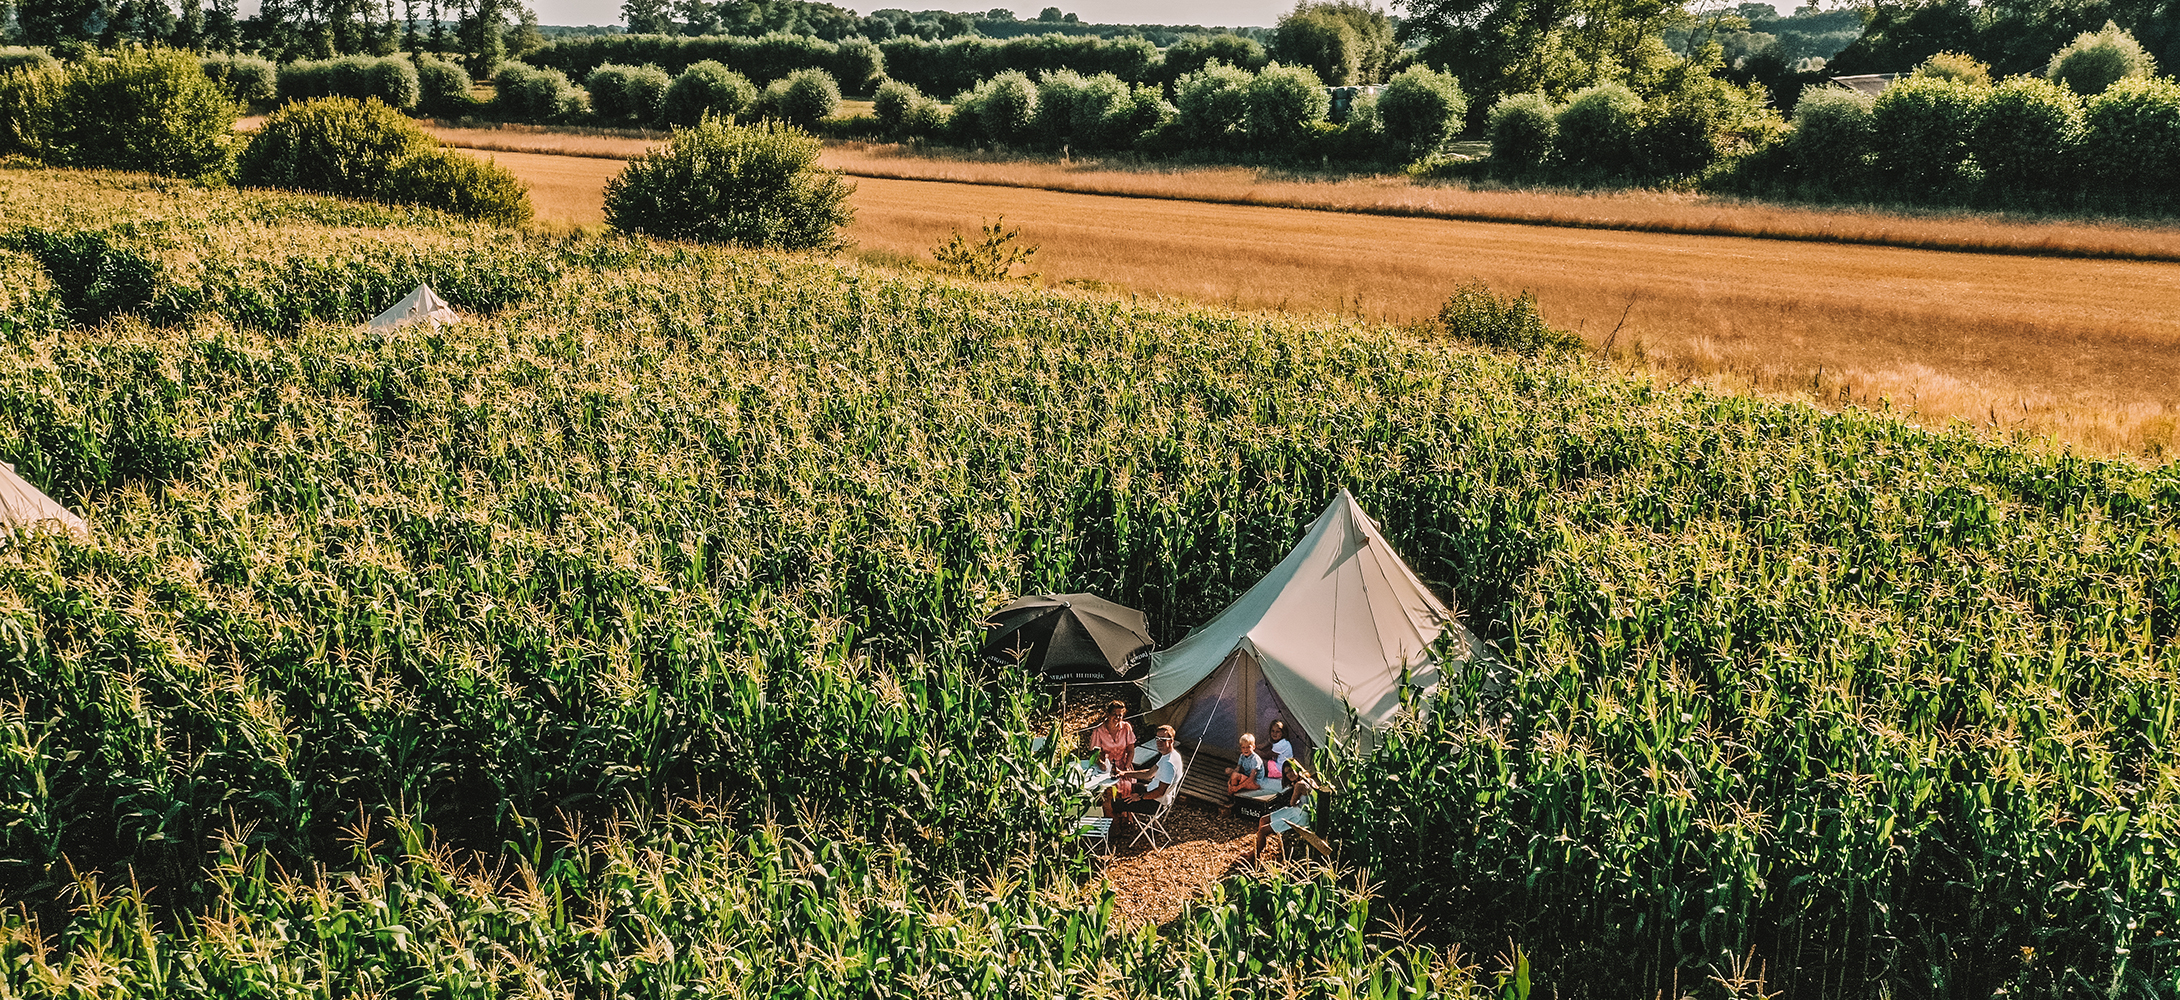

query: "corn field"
(0, 165), (2174, 998)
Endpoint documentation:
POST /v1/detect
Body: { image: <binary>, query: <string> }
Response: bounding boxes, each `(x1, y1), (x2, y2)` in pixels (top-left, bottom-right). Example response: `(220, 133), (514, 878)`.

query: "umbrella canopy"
(980, 593), (1152, 683)
(365, 284), (461, 331)
(0, 463), (87, 540)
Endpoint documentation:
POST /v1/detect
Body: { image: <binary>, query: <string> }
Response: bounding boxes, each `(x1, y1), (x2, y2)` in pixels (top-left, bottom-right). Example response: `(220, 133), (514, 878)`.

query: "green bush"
(48, 47), (237, 182)
(873, 79), (922, 134)
(0, 62), (63, 157)
(2047, 21), (2156, 96)
(493, 62), (583, 123)
(1487, 91), (1557, 172)
(416, 54), (476, 117)
(1243, 62), (1329, 147)
(586, 62), (671, 124)
(960, 70), (1038, 145)
(237, 96), (433, 199)
(1374, 65), (1465, 157)
(1969, 75), (2083, 197)
(1032, 69), (1132, 149)
(2081, 75), (2180, 201)
(662, 60), (757, 126)
(278, 55), (421, 111)
(1174, 60), (1254, 147)
(1554, 82), (1642, 174)
(603, 116), (853, 250)
(832, 37), (885, 96)
(1869, 74), (1982, 200)
(1911, 50), (1990, 86)
(200, 54), (277, 108)
(1436, 280), (1584, 356)
(1633, 77), (1782, 180)
(761, 67), (840, 129)
(383, 147), (534, 225)
(1788, 84), (1874, 189)
(238, 97), (532, 224)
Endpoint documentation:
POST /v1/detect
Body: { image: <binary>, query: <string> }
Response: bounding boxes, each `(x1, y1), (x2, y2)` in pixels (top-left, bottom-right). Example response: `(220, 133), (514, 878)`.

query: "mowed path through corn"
(478, 146), (2180, 449)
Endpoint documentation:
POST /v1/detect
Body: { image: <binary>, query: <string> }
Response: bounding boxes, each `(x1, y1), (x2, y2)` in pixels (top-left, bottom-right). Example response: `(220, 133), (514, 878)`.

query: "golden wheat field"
(422, 124), (2180, 261)
(453, 141), (2180, 457)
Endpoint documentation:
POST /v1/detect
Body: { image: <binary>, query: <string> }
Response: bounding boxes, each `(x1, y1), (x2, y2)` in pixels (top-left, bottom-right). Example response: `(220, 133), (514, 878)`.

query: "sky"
(526, 0), (1292, 29)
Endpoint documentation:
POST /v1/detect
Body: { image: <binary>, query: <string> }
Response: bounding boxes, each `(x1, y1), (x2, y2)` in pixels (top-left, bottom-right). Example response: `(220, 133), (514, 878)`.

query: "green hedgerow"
(603, 116), (854, 250)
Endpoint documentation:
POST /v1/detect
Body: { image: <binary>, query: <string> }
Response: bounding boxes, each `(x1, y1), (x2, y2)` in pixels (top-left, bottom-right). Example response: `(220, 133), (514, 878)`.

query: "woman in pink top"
(1088, 700), (1136, 772)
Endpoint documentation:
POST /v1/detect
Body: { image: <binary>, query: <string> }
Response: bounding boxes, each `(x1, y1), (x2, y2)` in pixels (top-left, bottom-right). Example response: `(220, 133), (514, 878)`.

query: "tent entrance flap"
(1149, 649), (1313, 764)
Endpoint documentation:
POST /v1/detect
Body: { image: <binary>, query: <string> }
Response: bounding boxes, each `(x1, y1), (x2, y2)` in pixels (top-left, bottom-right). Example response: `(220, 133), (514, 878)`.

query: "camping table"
(1067, 761), (1119, 857)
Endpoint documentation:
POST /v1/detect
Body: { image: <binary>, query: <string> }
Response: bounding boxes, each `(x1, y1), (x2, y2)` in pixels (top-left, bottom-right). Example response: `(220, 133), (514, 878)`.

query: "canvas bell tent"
(1136, 490), (1487, 777)
(365, 284), (461, 331)
(0, 463), (87, 540)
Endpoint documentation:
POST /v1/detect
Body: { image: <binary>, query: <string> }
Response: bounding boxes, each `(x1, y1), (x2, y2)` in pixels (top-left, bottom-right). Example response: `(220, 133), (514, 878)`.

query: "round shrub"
(587, 62), (671, 124)
(416, 54), (475, 117)
(964, 70), (1038, 145)
(237, 96), (432, 198)
(831, 37), (884, 96)
(1970, 75), (2083, 197)
(1033, 70), (1132, 149)
(662, 61), (756, 126)
(382, 147), (533, 225)
(493, 62), (582, 123)
(1374, 65), (1466, 157)
(603, 116), (854, 251)
(2081, 75), (2180, 199)
(49, 47), (237, 182)
(762, 67), (840, 129)
(901, 96), (950, 139)
(1488, 91), (1557, 172)
(239, 96), (533, 224)
(1869, 74), (1982, 199)
(1912, 50), (1990, 86)
(1174, 60), (1253, 146)
(2048, 21), (2156, 96)
(0, 62), (64, 157)
(873, 79), (923, 135)
(1788, 84), (1875, 188)
(1554, 82), (1642, 174)
(1243, 62), (1329, 147)
(200, 54), (276, 108)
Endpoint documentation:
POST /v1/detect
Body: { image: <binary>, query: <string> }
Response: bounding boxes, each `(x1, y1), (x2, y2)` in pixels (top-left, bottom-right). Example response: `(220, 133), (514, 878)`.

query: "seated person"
(1265, 719), (1295, 776)
(1225, 733), (1266, 813)
(1087, 699), (1137, 803)
(1114, 725), (1182, 820)
(1244, 759), (1332, 861)
(1226, 733), (1266, 792)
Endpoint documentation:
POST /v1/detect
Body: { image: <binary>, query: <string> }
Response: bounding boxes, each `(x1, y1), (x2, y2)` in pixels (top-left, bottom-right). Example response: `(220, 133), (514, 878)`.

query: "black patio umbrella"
(979, 593), (1152, 683)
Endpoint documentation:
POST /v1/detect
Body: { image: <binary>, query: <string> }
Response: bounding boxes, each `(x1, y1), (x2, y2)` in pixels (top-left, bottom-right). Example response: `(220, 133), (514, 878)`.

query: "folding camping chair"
(1128, 764), (1183, 850)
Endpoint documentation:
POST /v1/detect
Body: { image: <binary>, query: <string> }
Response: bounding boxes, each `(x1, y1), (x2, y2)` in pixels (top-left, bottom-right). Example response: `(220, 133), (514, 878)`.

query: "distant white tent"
(364, 284), (461, 331)
(1137, 490), (1490, 765)
(0, 463), (87, 540)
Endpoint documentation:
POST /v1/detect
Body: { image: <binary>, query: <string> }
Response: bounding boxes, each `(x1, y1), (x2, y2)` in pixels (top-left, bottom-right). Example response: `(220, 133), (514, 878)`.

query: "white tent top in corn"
(1137, 490), (1476, 747)
(365, 284), (461, 331)
(0, 463), (86, 539)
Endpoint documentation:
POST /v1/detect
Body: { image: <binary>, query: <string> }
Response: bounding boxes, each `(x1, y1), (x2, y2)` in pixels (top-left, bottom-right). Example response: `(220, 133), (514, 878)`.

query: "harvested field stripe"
(416, 123), (2180, 263)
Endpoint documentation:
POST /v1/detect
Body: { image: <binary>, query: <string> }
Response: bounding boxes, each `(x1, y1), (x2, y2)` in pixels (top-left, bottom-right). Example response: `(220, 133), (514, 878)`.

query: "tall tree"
(622, 0), (671, 32)
(206, 0), (239, 49)
(1271, 2), (1399, 84)
(458, 0), (506, 76)
(1397, 0), (1685, 102)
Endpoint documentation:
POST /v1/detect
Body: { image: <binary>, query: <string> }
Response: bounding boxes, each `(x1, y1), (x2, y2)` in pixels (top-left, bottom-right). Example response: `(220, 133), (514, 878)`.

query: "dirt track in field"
(463, 146), (2180, 457)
